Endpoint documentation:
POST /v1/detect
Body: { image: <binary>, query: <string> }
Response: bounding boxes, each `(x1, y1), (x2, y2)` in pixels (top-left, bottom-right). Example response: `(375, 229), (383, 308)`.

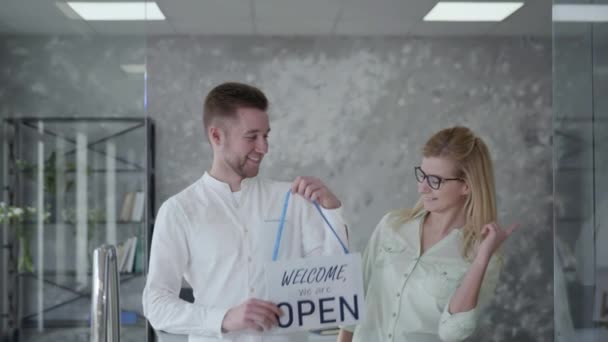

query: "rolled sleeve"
(438, 254), (502, 342)
(438, 301), (479, 341)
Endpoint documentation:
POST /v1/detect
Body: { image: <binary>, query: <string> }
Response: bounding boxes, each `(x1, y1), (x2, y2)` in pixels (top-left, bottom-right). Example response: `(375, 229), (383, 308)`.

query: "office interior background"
(0, 0), (607, 341)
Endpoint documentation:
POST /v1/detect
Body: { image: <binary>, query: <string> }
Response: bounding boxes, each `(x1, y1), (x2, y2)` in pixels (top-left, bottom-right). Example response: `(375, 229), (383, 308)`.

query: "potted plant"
(0, 202), (50, 272)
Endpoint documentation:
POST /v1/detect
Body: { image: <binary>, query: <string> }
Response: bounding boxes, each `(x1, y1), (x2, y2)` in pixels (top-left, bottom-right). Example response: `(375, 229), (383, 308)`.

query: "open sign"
(265, 253), (365, 333)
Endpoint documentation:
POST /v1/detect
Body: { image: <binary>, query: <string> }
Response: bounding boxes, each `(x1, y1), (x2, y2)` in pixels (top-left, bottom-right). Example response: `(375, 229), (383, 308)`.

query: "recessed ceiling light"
(424, 2), (524, 22)
(553, 4), (608, 22)
(64, 2), (165, 21)
(121, 64), (146, 74)
(55, 2), (81, 19)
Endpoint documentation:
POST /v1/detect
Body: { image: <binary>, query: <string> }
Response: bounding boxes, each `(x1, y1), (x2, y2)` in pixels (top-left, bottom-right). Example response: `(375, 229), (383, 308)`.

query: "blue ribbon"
(272, 190), (349, 261)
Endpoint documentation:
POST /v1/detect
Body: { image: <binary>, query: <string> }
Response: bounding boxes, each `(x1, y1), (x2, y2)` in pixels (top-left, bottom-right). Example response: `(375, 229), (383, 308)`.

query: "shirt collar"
(202, 172), (255, 193)
(389, 211), (455, 255)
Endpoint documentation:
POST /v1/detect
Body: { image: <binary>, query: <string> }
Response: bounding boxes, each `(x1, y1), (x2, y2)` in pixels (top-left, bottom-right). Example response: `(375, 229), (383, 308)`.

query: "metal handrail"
(91, 245), (120, 342)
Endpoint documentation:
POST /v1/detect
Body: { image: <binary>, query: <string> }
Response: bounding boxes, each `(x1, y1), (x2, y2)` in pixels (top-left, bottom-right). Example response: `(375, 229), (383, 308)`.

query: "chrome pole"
(91, 245), (120, 342)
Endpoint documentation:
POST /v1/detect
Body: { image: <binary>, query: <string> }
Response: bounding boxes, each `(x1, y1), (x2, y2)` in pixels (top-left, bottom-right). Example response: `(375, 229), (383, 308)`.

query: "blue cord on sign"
(272, 190), (349, 261)
(272, 190), (292, 261)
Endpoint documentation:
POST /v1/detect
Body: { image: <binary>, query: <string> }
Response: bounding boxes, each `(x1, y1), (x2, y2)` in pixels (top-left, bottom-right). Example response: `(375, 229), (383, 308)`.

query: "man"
(143, 82), (349, 342)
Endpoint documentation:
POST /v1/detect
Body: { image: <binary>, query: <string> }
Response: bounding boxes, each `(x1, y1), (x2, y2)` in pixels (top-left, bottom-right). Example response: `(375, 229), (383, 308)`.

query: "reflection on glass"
(36, 121), (45, 331)
(76, 132), (88, 289)
(1, 0), (149, 337)
(106, 141), (117, 245)
(2, 118), (151, 341)
(554, 1), (608, 340)
(1, 124), (8, 338)
(56, 137), (67, 285)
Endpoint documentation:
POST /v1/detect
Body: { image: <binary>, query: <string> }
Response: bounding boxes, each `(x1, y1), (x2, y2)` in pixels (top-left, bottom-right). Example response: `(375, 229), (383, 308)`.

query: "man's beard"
(226, 155), (259, 179)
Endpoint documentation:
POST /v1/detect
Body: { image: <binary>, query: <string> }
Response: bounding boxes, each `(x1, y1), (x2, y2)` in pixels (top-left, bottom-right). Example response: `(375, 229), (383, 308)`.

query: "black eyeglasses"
(414, 166), (464, 190)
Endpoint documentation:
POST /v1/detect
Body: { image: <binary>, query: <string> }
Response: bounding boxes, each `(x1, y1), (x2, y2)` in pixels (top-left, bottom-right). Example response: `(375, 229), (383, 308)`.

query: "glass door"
(553, 0), (608, 340)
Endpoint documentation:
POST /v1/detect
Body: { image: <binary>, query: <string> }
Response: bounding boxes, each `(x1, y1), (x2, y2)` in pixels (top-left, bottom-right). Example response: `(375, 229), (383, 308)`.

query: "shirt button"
(248, 257), (252, 262)
(388, 333), (392, 338)
(396, 293), (400, 297)
(244, 228), (249, 233)
(392, 312), (397, 317)
(403, 272), (408, 277)
(250, 287), (255, 293)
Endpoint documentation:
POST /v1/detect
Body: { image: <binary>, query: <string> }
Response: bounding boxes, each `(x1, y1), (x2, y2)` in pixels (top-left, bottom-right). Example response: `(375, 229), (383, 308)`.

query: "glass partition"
(0, 2), (151, 341)
(553, 0), (608, 340)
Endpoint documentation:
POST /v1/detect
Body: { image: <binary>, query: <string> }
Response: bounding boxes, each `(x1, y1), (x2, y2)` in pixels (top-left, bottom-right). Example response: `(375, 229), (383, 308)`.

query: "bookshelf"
(1, 117), (155, 342)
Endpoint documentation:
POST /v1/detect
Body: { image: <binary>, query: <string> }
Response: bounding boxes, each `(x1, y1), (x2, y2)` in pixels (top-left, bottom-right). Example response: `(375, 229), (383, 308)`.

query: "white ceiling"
(0, 0), (552, 36)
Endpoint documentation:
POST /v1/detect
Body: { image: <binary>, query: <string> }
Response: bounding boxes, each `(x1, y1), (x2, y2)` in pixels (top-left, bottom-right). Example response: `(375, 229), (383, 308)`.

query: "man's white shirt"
(143, 172), (348, 342)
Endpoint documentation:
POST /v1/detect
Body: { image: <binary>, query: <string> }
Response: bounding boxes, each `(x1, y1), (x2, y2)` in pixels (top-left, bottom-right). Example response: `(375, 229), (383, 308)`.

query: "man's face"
(214, 107), (270, 179)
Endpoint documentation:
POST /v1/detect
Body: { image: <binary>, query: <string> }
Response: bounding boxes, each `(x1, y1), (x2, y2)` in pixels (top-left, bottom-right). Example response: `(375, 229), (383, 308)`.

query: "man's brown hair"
(203, 82), (268, 133)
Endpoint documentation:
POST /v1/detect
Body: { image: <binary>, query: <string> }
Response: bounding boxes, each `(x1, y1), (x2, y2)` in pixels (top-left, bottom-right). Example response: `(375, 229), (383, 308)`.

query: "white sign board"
(265, 253), (365, 333)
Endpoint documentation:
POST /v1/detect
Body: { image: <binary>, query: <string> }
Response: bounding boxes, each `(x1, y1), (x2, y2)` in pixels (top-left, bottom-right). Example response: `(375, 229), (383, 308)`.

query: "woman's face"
(417, 157), (469, 213)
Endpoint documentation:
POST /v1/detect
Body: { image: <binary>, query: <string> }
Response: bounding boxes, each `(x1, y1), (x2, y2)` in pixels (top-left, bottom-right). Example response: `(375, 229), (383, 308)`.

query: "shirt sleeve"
(437, 254), (502, 342)
(142, 198), (228, 337)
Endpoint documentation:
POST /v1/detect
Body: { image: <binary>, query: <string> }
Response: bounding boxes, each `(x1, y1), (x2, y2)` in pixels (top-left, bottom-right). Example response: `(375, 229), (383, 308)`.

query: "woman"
(338, 126), (518, 342)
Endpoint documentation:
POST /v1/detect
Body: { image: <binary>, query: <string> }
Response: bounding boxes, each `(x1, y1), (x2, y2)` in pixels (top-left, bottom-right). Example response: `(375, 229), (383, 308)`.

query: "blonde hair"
(398, 126), (497, 260)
